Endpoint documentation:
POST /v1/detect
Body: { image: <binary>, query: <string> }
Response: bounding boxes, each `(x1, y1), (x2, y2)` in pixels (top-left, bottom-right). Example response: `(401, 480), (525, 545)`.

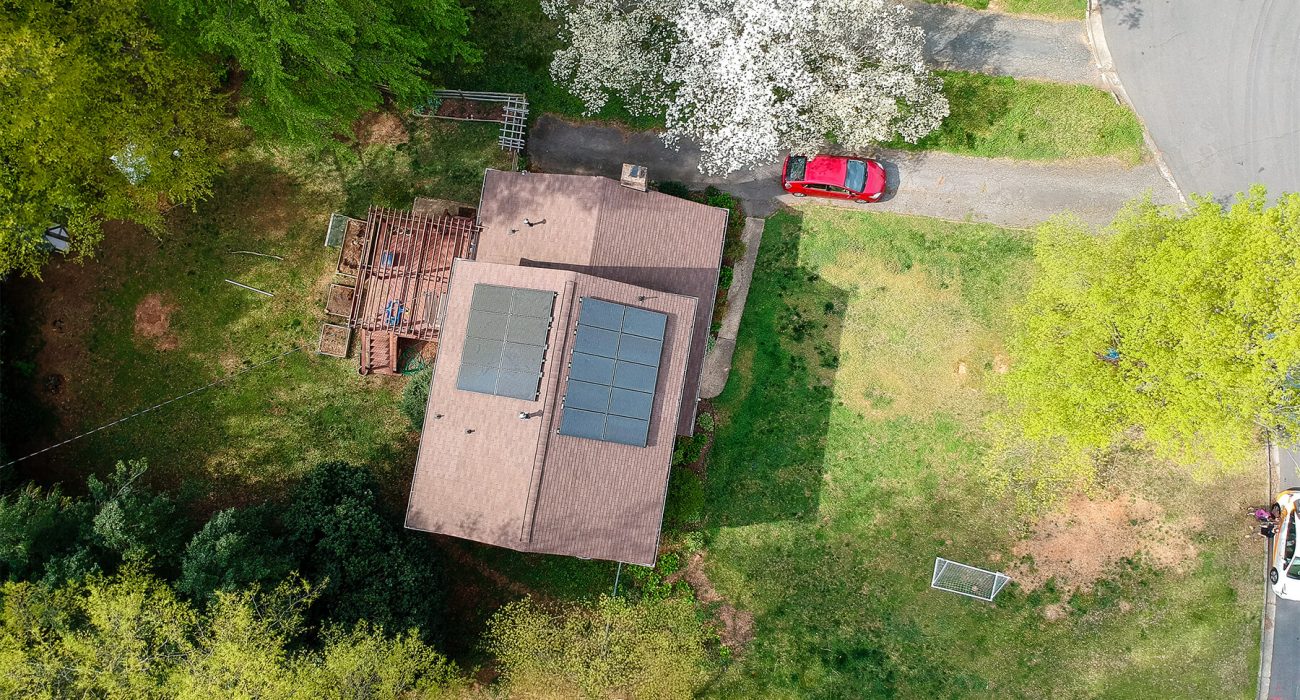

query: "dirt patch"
(353, 110), (409, 146)
(1042, 603), (1069, 621)
(337, 218), (367, 276)
(436, 98), (505, 122)
(325, 284), (355, 317)
(317, 324), (351, 358)
(667, 552), (756, 653)
(134, 293), (179, 351)
(1010, 494), (1197, 592)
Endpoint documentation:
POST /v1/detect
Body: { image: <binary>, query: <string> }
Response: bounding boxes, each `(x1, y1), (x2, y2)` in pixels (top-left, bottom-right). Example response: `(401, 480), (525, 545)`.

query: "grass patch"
(699, 206), (1259, 698)
(998, 0), (1086, 18)
(924, 0), (1085, 18)
(888, 71), (1145, 163)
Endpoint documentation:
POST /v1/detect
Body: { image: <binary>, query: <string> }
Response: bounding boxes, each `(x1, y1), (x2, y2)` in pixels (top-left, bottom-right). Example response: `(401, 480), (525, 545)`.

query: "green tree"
(177, 505), (294, 603)
(285, 461), (446, 640)
(88, 460), (187, 569)
(149, 0), (477, 147)
(0, 0), (226, 277)
(995, 189), (1300, 495)
(485, 595), (717, 699)
(0, 483), (92, 583)
(0, 569), (464, 699)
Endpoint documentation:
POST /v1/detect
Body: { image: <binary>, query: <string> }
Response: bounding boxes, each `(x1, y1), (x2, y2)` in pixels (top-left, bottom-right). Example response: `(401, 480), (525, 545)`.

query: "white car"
(1269, 489), (1300, 601)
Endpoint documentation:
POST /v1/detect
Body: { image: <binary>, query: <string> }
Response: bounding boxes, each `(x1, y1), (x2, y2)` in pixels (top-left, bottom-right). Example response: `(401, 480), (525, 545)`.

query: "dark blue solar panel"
(495, 370), (541, 400)
(566, 380), (611, 413)
(573, 325), (620, 358)
(578, 298), (626, 331)
(466, 310), (507, 341)
(557, 297), (666, 447)
(612, 361), (657, 393)
(570, 352), (615, 384)
(608, 387), (653, 420)
(603, 415), (650, 447)
(622, 307), (667, 340)
(456, 364), (498, 394)
(559, 408), (607, 440)
(615, 333), (662, 366)
(458, 284), (555, 400)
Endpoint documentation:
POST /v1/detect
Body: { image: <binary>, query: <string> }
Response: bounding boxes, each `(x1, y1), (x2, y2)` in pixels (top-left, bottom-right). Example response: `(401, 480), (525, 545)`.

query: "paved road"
(910, 1), (1100, 85)
(1273, 445), (1300, 700)
(1099, 0), (1300, 200)
(530, 115), (1179, 228)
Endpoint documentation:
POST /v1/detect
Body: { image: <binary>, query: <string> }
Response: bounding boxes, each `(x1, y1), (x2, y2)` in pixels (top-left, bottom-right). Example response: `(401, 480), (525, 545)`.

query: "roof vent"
(620, 163), (648, 192)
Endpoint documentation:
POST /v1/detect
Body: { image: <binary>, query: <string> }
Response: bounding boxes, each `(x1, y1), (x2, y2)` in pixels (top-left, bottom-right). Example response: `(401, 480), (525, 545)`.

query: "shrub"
(664, 468), (705, 528)
(696, 412), (716, 433)
(655, 180), (693, 199)
(400, 368), (433, 431)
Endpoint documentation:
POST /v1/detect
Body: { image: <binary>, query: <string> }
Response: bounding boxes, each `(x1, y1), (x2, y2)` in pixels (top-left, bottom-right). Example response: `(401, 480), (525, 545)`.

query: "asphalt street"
(1099, 0), (1300, 200)
(529, 115), (1178, 228)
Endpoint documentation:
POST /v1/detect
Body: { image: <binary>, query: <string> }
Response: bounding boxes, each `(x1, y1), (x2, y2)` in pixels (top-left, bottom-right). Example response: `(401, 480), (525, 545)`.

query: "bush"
(400, 368), (433, 431)
(664, 468), (705, 528)
(718, 266), (734, 292)
(672, 434), (708, 467)
(696, 412), (715, 433)
(655, 180), (692, 199)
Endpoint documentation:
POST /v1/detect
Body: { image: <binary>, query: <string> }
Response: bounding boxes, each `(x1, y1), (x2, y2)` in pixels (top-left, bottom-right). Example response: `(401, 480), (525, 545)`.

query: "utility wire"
(1, 346), (306, 469)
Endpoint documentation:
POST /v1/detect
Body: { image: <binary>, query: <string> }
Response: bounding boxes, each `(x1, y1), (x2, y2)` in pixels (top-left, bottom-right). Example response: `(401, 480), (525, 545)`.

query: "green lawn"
(887, 71), (1146, 163)
(694, 207), (1260, 698)
(925, 0), (1086, 19)
(5, 118), (513, 506)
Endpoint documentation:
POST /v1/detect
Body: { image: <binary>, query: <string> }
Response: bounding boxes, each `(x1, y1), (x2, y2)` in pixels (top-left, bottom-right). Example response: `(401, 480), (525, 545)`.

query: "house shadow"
(697, 208), (847, 528)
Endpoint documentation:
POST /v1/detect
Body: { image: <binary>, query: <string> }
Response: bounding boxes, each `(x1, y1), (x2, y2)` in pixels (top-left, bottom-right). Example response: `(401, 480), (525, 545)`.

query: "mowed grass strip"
(696, 206), (1258, 699)
(924, 0), (1086, 19)
(888, 71), (1146, 163)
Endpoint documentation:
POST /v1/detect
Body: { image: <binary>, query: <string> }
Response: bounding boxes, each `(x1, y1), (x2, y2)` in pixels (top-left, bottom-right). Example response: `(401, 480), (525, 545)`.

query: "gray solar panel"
(456, 284), (556, 401)
(557, 297), (667, 447)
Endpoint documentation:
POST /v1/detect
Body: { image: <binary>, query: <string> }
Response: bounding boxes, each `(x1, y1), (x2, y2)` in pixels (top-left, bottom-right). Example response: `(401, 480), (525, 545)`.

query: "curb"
(1258, 436), (1280, 700)
(1084, 0), (1187, 207)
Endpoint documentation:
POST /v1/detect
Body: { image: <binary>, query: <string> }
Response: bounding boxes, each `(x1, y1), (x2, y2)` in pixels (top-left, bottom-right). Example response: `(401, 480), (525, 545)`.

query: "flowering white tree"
(543, 0), (949, 175)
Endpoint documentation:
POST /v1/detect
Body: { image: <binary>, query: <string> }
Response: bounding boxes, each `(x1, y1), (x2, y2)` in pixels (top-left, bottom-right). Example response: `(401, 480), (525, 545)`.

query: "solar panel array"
(456, 284), (556, 400)
(558, 298), (667, 447)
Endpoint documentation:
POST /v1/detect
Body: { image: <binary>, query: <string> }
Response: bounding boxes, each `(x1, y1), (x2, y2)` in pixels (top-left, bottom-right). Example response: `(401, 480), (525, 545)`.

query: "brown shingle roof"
(405, 260), (697, 565)
(476, 170), (728, 435)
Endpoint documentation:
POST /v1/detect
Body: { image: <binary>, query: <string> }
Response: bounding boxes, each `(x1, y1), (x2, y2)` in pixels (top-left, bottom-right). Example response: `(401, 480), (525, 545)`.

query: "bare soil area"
(436, 98), (504, 122)
(353, 110), (409, 146)
(337, 219), (367, 276)
(134, 294), (179, 350)
(325, 284), (355, 317)
(318, 324), (350, 358)
(668, 552), (755, 653)
(1010, 494), (1197, 592)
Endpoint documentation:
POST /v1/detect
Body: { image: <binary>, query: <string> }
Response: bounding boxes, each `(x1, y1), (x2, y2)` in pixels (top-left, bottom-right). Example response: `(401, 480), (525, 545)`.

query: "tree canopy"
(543, 0), (948, 174)
(994, 189), (1300, 495)
(149, 0), (478, 146)
(0, 569), (463, 699)
(0, 0), (227, 277)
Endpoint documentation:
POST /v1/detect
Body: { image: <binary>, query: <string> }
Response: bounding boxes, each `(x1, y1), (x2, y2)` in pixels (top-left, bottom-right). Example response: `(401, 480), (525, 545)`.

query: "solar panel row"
(557, 298), (667, 447)
(455, 284), (556, 400)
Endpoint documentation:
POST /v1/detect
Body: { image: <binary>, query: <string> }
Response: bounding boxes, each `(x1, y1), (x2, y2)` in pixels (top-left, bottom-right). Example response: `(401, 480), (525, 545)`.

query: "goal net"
(931, 557), (1010, 602)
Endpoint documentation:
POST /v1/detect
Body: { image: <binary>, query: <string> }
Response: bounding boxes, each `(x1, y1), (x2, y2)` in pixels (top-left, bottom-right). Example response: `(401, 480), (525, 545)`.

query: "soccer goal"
(931, 558), (1010, 602)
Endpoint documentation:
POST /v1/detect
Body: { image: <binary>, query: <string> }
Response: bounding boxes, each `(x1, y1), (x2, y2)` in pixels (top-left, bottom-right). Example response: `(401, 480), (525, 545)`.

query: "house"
(402, 170), (728, 565)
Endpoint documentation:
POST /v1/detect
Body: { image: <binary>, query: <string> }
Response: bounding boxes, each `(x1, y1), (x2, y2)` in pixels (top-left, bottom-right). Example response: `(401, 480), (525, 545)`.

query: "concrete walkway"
(530, 115), (1180, 229)
(699, 217), (763, 399)
(909, 1), (1101, 85)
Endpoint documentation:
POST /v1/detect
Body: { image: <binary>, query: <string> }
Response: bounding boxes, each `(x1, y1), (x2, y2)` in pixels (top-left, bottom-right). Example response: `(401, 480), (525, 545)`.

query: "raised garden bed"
(336, 218), (368, 277)
(326, 284), (355, 318)
(435, 98), (504, 122)
(318, 323), (352, 358)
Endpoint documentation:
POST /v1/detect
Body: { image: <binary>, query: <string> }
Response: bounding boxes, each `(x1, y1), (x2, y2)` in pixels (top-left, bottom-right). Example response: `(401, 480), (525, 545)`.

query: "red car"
(782, 154), (886, 203)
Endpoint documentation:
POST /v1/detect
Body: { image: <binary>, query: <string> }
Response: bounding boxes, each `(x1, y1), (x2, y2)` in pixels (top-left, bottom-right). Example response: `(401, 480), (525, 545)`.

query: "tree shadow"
(700, 209), (847, 527)
(1101, 0), (1143, 29)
